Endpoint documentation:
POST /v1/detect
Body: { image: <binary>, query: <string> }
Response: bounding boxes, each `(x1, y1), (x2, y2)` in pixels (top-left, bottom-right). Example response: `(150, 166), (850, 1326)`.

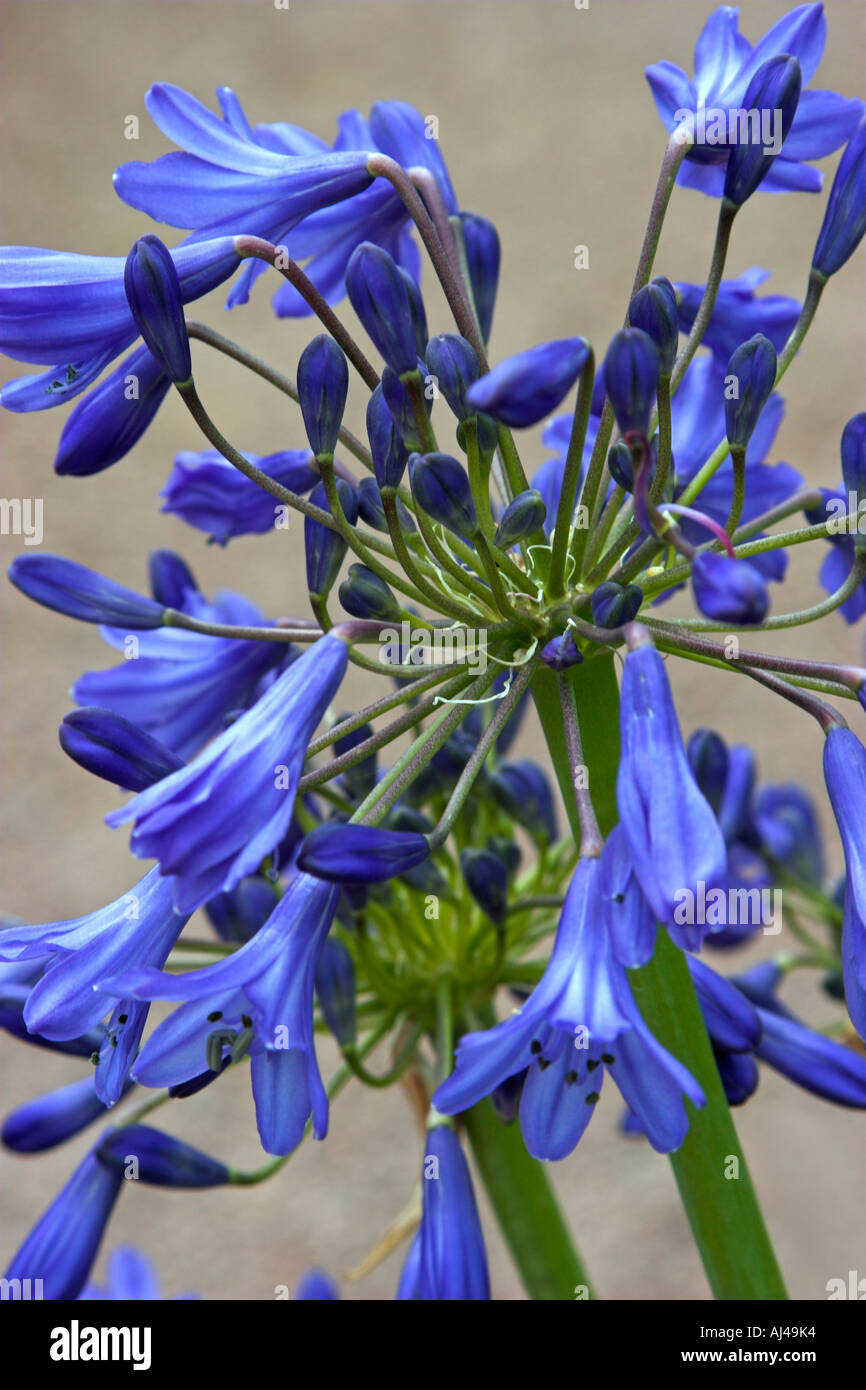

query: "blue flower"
(114, 87), (459, 317)
(161, 448), (319, 544)
(0, 237), (241, 472)
(823, 726), (866, 1038)
(3, 1147), (125, 1300)
(676, 267), (801, 366)
(0, 868), (188, 1105)
(433, 857), (705, 1158)
(466, 338), (591, 429)
(9, 553), (166, 628)
(79, 1246), (198, 1301)
(691, 552), (770, 624)
(99, 872), (340, 1156)
(97, 1124), (230, 1188)
(107, 633), (348, 912)
(397, 1125), (489, 1300)
(617, 633), (728, 929)
(646, 3), (864, 197)
(73, 580), (287, 761)
(60, 708), (185, 792)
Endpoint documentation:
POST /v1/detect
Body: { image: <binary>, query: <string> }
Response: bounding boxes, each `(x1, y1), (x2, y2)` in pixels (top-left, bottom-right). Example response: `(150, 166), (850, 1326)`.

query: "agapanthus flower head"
(106, 633), (349, 912)
(296, 335), (350, 457)
(123, 234), (193, 384)
(397, 1125), (490, 1301)
(812, 115), (866, 276)
(465, 337), (590, 428)
(722, 55), (802, 206)
(724, 334), (778, 449)
(628, 276), (679, 375)
(3, 1147), (125, 1300)
(602, 327), (659, 437)
(692, 552), (770, 624)
(161, 447), (319, 544)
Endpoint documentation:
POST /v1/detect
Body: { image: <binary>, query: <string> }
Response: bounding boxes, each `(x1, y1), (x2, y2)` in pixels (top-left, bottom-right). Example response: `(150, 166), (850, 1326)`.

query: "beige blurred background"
(0, 0), (864, 1300)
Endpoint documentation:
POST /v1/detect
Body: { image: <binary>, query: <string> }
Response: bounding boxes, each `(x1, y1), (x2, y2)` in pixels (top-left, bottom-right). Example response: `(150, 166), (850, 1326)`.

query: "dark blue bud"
(456, 411), (499, 456)
(590, 581), (644, 628)
(297, 335), (349, 457)
(692, 553), (769, 624)
(460, 848), (508, 925)
(123, 235), (192, 383)
(607, 439), (637, 492)
(97, 1124), (230, 1187)
(304, 479), (358, 598)
(315, 936), (357, 1048)
(603, 327), (659, 437)
(494, 490), (547, 548)
(813, 116), (866, 277)
(333, 714), (377, 801)
(345, 242), (418, 374)
(466, 338), (591, 428)
(628, 276), (679, 376)
(338, 563), (401, 622)
(409, 452), (477, 538)
(357, 476), (415, 534)
(381, 362), (432, 452)
(487, 834), (522, 877)
(840, 413), (866, 533)
(8, 554), (165, 628)
(60, 708), (184, 792)
(686, 729), (728, 815)
(722, 56), (802, 207)
(715, 1047), (760, 1106)
(298, 823), (431, 884)
(366, 384), (409, 488)
(540, 630), (583, 671)
(724, 334), (777, 449)
(2, 1076), (131, 1154)
(490, 760), (557, 845)
(458, 212), (501, 344)
(425, 334), (481, 420)
(147, 549), (197, 607)
(205, 876), (277, 944)
(400, 268), (429, 359)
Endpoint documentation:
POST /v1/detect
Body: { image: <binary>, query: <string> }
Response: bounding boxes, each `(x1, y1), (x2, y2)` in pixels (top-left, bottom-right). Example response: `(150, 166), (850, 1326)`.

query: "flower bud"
(686, 729), (729, 815)
(345, 242), (419, 374)
(123, 235), (192, 383)
(493, 490), (547, 548)
(60, 708), (184, 792)
(424, 333), (481, 420)
(456, 411), (499, 457)
(298, 823), (431, 884)
(315, 936), (357, 1048)
(2, 1076), (132, 1154)
(540, 630), (583, 671)
(812, 116), (866, 277)
(409, 452), (477, 537)
(357, 476), (415, 534)
(458, 211), (501, 343)
(338, 563), (401, 622)
(147, 549), (197, 608)
(840, 413), (866, 536)
(466, 338), (591, 428)
(722, 56), (802, 207)
(590, 581), (644, 628)
(691, 553), (769, 624)
(366, 385), (409, 488)
(628, 276), (678, 376)
(487, 833), (522, 877)
(381, 363), (433, 451)
(97, 1124), (230, 1187)
(460, 848), (508, 925)
(400, 267), (429, 359)
(489, 761), (557, 845)
(304, 479), (358, 598)
(602, 328), (659, 436)
(8, 554), (165, 628)
(297, 335), (349, 457)
(205, 876), (277, 944)
(724, 334), (777, 449)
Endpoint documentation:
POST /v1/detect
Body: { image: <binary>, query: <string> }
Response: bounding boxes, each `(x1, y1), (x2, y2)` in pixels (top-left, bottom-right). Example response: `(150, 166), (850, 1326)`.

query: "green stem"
(531, 652), (787, 1301)
(462, 1097), (595, 1300)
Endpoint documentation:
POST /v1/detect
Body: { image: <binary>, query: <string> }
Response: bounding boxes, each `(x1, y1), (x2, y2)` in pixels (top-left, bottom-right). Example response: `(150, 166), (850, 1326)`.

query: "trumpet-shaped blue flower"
(646, 3), (864, 197)
(397, 1125), (490, 1301)
(161, 448), (319, 544)
(107, 633), (348, 912)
